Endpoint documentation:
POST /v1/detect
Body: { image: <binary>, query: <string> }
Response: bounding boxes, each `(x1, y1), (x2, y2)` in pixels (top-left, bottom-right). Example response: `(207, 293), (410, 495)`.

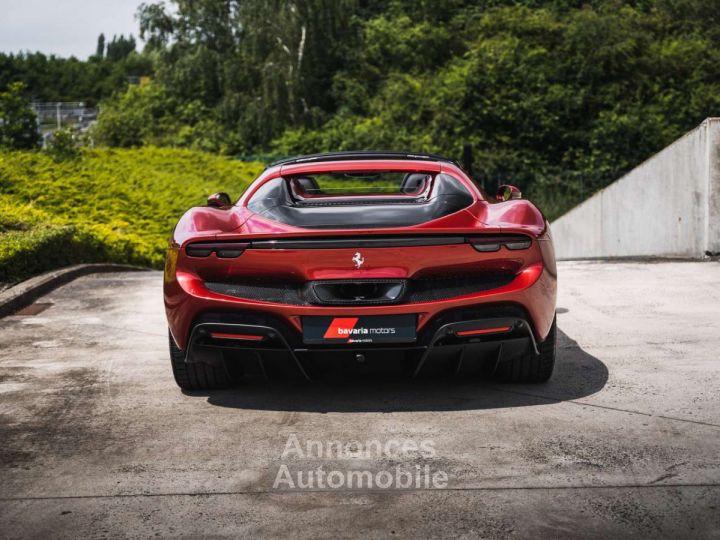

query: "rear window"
(246, 172), (474, 228)
(287, 171), (433, 200)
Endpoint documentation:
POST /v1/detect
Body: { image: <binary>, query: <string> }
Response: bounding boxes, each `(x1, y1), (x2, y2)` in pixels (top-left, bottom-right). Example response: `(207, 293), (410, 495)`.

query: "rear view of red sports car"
(164, 152), (557, 389)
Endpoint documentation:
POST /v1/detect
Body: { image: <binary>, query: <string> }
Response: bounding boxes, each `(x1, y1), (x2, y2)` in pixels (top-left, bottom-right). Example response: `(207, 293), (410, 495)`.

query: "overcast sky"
(0, 0), (144, 59)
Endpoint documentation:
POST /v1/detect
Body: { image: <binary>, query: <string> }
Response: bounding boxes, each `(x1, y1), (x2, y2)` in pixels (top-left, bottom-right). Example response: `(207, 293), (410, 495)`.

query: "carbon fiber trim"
(205, 281), (305, 305)
(405, 274), (515, 302)
(204, 272), (516, 306)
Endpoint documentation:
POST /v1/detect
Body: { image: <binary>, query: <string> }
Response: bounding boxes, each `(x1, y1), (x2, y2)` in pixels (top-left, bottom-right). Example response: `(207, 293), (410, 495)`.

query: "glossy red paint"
(164, 157), (557, 350)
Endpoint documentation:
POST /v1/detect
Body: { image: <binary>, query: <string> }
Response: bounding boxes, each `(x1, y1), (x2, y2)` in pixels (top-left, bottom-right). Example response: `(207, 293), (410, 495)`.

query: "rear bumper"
(164, 261), (557, 353)
(183, 314), (538, 380)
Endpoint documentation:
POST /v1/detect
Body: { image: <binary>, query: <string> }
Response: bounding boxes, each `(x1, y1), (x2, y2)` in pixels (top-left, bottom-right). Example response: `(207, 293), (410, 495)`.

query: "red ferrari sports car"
(164, 152), (557, 389)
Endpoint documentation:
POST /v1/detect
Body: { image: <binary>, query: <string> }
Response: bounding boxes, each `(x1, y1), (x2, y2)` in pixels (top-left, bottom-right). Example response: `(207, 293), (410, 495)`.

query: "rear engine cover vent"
(307, 280), (405, 305)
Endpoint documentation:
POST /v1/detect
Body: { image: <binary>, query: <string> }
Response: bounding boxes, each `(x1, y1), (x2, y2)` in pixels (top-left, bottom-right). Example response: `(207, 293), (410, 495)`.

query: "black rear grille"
(307, 279), (406, 305)
(405, 275), (515, 302)
(205, 272), (516, 306)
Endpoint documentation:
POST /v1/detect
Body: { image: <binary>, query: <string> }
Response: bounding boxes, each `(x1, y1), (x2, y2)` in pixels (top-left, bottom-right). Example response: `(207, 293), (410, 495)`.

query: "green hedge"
(0, 147), (263, 283)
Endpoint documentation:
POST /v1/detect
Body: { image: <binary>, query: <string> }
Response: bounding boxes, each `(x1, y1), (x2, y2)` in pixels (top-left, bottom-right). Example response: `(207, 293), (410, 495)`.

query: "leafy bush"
(0, 147), (263, 283)
(0, 82), (41, 150)
(44, 128), (82, 161)
(92, 82), (231, 153)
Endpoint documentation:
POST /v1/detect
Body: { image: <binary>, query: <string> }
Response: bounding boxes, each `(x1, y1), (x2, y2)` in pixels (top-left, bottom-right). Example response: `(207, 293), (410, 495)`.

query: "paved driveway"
(1, 262), (719, 538)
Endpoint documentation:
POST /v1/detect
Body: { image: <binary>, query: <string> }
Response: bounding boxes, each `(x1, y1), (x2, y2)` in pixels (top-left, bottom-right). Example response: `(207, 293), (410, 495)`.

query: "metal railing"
(31, 102), (98, 132)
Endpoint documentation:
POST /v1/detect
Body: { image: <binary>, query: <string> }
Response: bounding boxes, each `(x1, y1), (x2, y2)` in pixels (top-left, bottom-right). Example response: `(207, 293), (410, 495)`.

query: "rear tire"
(169, 329), (233, 390)
(496, 316), (556, 383)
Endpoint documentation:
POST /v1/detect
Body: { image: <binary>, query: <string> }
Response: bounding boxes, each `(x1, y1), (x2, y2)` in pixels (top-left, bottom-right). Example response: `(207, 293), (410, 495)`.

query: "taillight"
(456, 326), (512, 337)
(469, 239), (501, 252)
(210, 332), (264, 341)
(505, 239), (532, 250)
(185, 242), (249, 258)
(467, 235), (532, 252)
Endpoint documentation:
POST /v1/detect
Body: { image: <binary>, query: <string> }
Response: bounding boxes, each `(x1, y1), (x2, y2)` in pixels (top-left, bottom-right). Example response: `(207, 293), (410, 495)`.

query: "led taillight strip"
(186, 242), (250, 258)
(210, 332), (265, 341)
(456, 326), (512, 337)
(467, 236), (532, 252)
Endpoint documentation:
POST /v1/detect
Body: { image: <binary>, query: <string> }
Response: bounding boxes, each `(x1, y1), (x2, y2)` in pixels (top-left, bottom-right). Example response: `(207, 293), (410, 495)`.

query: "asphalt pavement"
(1, 261), (719, 538)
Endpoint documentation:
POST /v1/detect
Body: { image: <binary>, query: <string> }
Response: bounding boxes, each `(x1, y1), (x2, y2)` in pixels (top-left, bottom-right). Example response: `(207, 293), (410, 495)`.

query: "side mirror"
(496, 184), (522, 202)
(207, 192), (232, 208)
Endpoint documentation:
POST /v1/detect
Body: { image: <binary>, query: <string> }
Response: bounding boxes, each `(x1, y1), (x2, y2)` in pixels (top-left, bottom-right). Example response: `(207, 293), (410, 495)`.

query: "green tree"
(106, 35), (136, 62)
(138, 0), (358, 151)
(272, 1), (720, 217)
(0, 82), (41, 150)
(96, 33), (106, 59)
(92, 0), (720, 218)
(0, 50), (153, 106)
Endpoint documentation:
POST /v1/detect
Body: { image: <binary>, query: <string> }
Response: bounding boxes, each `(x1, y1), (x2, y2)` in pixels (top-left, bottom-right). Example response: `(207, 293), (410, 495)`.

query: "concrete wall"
(551, 118), (720, 259)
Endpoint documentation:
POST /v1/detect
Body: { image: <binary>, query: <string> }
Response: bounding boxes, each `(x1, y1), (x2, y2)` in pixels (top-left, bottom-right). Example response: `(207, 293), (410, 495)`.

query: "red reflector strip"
(210, 332), (265, 341)
(456, 326), (512, 337)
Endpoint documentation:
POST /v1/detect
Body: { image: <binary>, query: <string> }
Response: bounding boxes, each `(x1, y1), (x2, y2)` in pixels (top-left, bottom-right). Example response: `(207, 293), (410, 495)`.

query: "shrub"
(0, 147), (263, 283)
(92, 82), (229, 153)
(44, 128), (82, 161)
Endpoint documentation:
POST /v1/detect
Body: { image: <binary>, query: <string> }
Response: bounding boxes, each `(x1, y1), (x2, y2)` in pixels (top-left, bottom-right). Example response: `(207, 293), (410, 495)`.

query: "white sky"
(0, 0), (144, 59)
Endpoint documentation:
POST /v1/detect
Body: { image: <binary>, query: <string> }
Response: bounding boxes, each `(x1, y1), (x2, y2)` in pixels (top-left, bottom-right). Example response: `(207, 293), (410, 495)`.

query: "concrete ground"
(1, 261), (719, 539)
